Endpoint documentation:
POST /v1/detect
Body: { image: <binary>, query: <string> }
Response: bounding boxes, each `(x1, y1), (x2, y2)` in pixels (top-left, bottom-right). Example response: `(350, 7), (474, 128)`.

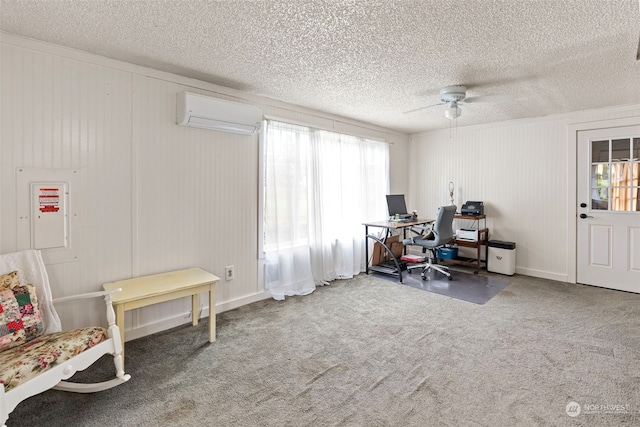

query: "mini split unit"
(176, 91), (263, 135)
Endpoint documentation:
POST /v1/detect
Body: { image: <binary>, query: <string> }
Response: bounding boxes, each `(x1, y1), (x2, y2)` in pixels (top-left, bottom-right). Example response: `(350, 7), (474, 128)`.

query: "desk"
(103, 268), (220, 363)
(364, 219), (433, 282)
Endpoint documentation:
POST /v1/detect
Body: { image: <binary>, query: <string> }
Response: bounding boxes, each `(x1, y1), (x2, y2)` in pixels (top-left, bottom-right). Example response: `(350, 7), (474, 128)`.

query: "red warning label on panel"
(39, 188), (60, 213)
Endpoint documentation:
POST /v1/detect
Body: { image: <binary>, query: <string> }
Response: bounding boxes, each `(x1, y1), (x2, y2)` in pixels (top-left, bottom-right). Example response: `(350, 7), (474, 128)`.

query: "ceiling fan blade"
(464, 94), (516, 104)
(403, 102), (445, 114)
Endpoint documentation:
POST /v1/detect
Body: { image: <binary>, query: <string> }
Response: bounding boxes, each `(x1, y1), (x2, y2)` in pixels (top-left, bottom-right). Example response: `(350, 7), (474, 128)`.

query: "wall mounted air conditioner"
(176, 91), (263, 135)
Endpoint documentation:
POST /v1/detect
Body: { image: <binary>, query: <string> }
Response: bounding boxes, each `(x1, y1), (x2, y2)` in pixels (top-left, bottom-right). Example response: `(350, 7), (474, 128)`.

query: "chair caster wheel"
(448, 276), (452, 281)
(421, 274), (426, 281)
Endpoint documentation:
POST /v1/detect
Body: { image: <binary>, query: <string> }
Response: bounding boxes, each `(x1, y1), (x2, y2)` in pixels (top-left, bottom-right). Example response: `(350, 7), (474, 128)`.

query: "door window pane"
(591, 140), (609, 162)
(611, 162), (631, 185)
(591, 164), (609, 185)
(591, 187), (608, 210)
(611, 187), (630, 211)
(611, 138), (630, 160)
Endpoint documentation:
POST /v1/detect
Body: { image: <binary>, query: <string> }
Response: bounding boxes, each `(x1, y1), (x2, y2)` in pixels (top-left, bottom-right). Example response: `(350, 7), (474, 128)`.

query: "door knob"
(579, 213), (593, 219)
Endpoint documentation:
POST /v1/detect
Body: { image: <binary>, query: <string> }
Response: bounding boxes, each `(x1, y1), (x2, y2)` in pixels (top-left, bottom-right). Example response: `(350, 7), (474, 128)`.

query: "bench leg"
(192, 294), (199, 326)
(209, 284), (216, 342)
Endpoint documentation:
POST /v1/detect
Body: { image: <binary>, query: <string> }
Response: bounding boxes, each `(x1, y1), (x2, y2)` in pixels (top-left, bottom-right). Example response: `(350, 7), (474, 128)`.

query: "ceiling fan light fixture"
(444, 101), (461, 119)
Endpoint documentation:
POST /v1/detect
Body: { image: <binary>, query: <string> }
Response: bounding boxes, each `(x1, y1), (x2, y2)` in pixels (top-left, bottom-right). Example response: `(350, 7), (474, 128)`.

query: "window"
(261, 120), (389, 299)
(591, 137), (640, 211)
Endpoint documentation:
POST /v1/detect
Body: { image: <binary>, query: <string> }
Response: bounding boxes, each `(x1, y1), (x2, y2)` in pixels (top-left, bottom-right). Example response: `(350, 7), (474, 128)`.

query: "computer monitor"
(386, 194), (408, 217)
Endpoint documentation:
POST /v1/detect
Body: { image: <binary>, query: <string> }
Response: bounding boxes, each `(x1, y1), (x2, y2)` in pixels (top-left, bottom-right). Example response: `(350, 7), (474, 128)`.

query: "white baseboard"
(123, 290), (272, 342)
(514, 267), (568, 283)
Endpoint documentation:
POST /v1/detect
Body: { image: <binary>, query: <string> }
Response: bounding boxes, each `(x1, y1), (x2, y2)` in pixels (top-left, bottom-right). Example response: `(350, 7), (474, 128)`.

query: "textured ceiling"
(1, 0), (639, 133)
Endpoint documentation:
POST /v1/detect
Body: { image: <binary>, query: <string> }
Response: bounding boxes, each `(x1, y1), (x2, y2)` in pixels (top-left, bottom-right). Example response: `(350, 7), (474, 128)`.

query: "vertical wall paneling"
(410, 106), (640, 282)
(1, 34), (410, 339)
(1, 42), (134, 329)
(127, 78), (266, 336)
(409, 120), (569, 280)
(9, 33), (637, 337)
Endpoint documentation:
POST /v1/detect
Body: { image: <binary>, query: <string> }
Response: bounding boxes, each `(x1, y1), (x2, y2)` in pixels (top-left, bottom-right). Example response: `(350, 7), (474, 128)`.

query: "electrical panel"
(17, 168), (80, 264)
(30, 182), (69, 249)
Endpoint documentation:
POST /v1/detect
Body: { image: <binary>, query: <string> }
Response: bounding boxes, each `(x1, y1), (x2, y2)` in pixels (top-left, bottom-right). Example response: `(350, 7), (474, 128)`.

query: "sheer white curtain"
(264, 120), (389, 300)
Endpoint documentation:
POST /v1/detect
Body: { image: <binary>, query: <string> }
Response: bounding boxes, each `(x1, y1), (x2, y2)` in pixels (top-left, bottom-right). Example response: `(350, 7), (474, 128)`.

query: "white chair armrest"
(52, 288), (121, 304)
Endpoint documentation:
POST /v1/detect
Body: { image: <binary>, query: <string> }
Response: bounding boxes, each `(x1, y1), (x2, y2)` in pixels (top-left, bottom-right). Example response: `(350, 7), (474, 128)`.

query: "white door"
(577, 126), (640, 292)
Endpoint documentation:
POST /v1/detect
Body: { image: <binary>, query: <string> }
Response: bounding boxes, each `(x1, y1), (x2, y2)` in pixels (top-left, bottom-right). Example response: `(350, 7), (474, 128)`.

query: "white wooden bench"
(102, 268), (220, 364)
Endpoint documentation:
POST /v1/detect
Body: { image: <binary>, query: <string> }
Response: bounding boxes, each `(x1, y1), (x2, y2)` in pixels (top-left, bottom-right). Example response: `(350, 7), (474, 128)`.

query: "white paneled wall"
(6, 32), (634, 338)
(0, 34), (409, 339)
(130, 77), (262, 332)
(1, 42), (133, 328)
(409, 106), (640, 281)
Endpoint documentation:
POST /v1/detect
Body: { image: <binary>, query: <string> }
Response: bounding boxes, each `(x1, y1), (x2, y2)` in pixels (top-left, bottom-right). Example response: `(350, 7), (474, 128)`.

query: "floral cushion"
(0, 326), (107, 392)
(0, 271), (21, 290)
(0, 274), (44, 352)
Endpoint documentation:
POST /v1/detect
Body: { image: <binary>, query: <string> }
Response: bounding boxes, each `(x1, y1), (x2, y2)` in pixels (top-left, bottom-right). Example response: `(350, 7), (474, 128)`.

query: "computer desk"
(363, 218), (434, 283)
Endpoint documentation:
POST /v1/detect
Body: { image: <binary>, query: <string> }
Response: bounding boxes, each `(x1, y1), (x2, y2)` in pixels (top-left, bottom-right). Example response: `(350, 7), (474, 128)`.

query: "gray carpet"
(6, 273), (640, 426)
(377, 267), (509, 304)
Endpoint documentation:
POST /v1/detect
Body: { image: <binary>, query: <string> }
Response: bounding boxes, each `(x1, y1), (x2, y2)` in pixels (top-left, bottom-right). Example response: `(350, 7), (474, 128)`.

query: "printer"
(461, 201), (484, 216)
(457, 228), (479, 242)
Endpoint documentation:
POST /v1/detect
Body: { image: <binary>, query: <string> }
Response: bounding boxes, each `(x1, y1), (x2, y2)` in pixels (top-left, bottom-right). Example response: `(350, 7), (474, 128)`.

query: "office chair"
(403, 205), (457, 280)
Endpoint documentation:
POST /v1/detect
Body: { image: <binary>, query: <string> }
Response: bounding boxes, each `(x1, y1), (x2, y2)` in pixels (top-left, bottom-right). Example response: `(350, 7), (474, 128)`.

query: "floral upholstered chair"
(0, 250), (130, 427)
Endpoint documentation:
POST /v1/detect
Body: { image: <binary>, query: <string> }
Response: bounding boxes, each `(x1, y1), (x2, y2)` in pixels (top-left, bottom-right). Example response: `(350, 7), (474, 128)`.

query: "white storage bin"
(488, 240), (516, 275)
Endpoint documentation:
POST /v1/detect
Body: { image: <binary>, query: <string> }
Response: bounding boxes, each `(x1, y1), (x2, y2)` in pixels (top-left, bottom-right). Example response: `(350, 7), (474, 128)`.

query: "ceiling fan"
(405, 85), (515, 119)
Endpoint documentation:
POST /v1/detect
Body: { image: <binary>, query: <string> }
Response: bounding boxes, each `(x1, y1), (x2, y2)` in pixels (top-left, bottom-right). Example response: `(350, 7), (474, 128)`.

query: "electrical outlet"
(225, 265), (234, 281)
